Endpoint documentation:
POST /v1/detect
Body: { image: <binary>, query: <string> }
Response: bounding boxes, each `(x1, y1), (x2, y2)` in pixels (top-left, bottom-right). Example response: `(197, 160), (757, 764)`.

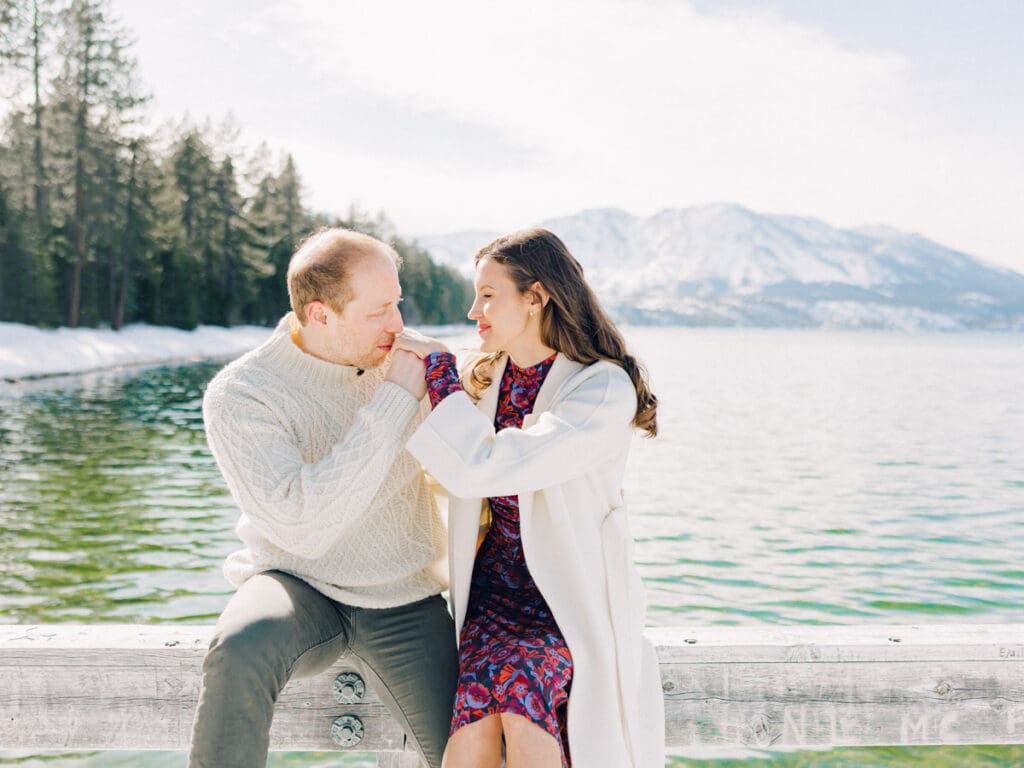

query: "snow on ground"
(0, 322), (275, 380)
(0, 322), (475, 381)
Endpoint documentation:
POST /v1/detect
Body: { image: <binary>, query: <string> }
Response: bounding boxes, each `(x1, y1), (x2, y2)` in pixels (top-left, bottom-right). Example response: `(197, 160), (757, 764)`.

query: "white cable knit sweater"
(202, 314), (447, 608)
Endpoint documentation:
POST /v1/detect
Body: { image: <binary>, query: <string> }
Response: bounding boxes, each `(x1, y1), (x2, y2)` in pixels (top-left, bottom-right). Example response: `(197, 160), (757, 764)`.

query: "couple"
(188, 227), (665, 767)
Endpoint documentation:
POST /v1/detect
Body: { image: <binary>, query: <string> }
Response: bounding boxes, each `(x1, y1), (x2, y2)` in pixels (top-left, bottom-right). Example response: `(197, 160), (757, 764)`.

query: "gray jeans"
(187, 571), (458, 768)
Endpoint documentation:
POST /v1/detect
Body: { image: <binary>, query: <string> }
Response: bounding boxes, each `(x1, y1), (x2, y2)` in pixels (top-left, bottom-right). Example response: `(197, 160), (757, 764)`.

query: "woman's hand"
(393, 329), (450, 359)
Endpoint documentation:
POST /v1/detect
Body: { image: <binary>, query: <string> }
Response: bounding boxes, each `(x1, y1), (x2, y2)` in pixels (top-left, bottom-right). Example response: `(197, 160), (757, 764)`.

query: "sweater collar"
(262, 313), (367, 387)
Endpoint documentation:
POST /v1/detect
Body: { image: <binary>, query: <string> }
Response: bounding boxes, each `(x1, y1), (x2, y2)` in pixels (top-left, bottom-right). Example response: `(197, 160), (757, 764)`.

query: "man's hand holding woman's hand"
(392, 330), (450, 359)
(385, 350), (428, 400)
(384, 331), (449, 400)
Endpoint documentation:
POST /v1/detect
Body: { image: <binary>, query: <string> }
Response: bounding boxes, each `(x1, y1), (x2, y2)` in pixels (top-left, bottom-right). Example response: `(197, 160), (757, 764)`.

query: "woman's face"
(468, 257), (537, 353)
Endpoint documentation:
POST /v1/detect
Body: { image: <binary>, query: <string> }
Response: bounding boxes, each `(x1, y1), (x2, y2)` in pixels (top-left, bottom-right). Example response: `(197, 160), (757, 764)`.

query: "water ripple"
(2, 330), (1023, 765)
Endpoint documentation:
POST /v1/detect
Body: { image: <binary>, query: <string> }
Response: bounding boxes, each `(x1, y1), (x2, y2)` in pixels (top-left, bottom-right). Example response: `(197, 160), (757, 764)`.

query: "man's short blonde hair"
(286, 227), (402, 324)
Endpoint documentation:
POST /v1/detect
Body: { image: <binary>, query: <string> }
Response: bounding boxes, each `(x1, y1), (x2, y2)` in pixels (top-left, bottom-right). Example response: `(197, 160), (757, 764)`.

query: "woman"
(395, 229), (664, 768)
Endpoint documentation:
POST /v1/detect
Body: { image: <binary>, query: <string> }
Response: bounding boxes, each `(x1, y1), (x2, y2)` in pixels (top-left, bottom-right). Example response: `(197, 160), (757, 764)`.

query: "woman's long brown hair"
(468, 228), (658, 437)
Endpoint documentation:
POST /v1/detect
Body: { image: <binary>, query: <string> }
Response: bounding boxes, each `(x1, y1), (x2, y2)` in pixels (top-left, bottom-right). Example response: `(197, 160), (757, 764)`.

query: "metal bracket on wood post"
(333, 671), (366, 704)
(330, 714), (364, 748)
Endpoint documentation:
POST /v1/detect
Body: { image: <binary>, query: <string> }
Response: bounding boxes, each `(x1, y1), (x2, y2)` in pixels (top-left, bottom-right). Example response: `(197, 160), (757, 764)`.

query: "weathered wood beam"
(1, 623), (1021, 761)
(650, 624), (1024, 749)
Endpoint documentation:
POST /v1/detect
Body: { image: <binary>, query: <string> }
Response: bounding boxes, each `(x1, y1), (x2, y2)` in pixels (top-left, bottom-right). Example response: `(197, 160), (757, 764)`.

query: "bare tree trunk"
(113, 144), (138, 330)
(31, 0), (47, 229)
(68, 18), (91, 328)
(69, 141), (85, 327)
(68, 259), (82, 326)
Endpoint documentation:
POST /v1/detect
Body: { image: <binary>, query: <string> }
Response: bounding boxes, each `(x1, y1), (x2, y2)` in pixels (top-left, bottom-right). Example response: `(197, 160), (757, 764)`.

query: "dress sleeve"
(424, 351), (463, 409)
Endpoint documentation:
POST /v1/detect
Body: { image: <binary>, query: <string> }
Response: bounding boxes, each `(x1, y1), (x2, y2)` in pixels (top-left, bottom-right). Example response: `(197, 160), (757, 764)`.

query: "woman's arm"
(407, 362), (636, 498)
(424, 351), (463, 408)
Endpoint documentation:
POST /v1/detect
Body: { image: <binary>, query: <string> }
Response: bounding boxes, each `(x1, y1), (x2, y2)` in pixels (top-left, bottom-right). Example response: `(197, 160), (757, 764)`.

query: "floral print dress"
(424, 351), (573, 767)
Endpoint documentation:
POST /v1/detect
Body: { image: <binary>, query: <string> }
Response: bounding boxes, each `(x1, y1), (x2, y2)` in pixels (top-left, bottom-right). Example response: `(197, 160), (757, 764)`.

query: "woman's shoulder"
(557, 358), (637, 415)
(574, 358), (634, 390)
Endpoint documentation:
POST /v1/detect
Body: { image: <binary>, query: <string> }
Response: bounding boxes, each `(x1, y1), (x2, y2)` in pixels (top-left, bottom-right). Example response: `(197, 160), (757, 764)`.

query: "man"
(188, 227), (457, 768)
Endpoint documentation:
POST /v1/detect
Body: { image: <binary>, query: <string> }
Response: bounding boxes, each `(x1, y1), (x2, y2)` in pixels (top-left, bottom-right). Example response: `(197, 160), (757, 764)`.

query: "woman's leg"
(442, 714), (503, 768)
(501, 712), (563, 768)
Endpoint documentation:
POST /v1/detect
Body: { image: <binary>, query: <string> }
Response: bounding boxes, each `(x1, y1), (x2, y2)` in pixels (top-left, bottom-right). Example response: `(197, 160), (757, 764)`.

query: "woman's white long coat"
(407, 353), (665, 768)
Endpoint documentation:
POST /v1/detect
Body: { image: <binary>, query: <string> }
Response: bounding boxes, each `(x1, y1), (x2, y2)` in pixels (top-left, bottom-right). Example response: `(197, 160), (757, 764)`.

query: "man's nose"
(387, 305), (404, 334)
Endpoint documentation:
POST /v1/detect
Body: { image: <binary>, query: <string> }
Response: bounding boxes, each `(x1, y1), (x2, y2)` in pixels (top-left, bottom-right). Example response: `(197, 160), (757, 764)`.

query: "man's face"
(323, 253), (404, 369)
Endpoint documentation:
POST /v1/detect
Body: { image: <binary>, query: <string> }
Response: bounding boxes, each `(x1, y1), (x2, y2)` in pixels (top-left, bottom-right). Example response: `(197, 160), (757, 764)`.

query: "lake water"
(1, 327), (1022, 767)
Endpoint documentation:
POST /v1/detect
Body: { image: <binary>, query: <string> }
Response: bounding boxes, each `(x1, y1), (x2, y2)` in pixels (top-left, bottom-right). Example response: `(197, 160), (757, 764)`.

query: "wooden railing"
(1, 624), (1022, 765)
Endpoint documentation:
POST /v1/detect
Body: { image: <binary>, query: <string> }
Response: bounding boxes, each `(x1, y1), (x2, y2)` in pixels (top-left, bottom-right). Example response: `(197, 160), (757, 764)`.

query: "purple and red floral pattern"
(423, 352), (573, 767)
(424, 352), (462, 408)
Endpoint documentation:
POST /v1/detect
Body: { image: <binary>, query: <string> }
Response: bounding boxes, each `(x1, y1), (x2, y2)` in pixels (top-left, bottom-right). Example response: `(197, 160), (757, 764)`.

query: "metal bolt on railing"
(331, 714), (364, 748)
(333, 671), (366, 704)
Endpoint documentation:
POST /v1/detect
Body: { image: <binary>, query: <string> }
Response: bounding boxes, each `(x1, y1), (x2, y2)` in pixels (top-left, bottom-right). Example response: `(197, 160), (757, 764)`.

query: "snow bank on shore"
(0, 322), (475, 381)
(0, 322), (275, 380)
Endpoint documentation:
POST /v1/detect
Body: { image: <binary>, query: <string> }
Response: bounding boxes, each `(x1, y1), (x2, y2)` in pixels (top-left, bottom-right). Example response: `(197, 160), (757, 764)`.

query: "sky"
(111, 0), (1024, 273)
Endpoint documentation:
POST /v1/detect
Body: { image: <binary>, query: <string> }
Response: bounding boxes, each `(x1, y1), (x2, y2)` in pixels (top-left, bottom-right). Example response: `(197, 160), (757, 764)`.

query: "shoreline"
(4, 321), (1020, 384)
(0, 321), (475, 383)
(1, 353), (241, 384)
(0, 321), (275, 383)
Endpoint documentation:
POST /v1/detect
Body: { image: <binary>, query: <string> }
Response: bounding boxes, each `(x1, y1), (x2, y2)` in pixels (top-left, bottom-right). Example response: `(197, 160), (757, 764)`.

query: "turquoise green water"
(1, 328), (1022, 765)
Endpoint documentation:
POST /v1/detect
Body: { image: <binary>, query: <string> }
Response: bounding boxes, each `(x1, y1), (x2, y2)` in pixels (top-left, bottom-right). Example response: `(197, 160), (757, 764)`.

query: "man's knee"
(202, 616), (293, 686)
(189, 618), (297, 767)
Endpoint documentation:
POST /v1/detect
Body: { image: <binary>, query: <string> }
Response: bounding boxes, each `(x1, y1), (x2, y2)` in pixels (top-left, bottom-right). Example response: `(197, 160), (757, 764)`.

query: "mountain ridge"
(417, 205), (1024, 330)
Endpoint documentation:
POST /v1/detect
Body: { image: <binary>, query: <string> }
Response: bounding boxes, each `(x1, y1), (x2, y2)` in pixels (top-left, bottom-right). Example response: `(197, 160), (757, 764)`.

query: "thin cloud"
(113, 0), (1024, 271)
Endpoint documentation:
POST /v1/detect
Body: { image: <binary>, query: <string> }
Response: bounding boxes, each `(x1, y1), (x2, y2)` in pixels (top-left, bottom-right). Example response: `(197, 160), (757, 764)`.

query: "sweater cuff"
(369, 381), (421, 427)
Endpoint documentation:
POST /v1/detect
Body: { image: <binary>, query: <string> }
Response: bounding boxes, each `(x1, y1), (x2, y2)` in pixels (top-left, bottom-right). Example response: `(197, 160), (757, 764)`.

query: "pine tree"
(162, 127), (216, 328)
(1, 2), (472, 330)
(109, 137), (157, 329)
(207, 155), (270, 325)
(0, 182), (32, 322)
(249, 152), (312, 323)
(52, 0), (144, 327)
(0, 0), (60, 324)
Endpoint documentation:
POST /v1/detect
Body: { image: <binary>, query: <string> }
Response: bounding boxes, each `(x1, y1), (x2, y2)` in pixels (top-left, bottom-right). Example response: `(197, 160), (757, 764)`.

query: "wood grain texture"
(375, 752), (426, 768)
(653, 623), (1024, 748)
(1, 623), (1022, 754)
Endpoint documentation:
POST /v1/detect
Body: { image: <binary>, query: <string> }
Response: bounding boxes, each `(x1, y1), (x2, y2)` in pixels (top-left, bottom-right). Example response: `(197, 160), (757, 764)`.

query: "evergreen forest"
(0, 0), (472, 329)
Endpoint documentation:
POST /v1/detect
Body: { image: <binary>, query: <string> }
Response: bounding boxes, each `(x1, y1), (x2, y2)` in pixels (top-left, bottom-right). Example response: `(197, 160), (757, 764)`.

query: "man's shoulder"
(203, 342), (287, 415)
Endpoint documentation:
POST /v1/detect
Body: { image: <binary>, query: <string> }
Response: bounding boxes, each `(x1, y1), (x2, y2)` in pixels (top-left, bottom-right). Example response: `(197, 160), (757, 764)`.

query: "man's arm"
(204, 377), (421, 561)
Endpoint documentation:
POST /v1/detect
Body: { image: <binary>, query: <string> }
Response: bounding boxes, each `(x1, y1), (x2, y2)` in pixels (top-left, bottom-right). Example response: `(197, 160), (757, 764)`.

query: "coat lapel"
(522, 353), (584, 428)
(518, 354), (584, 577)
(474, 353), (506, 423)
(449, 353), (505, 637)
(474, 351), (584, 426)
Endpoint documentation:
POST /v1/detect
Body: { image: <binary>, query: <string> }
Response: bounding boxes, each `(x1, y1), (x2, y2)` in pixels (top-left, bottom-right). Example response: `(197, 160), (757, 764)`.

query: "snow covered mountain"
(416, 204), (1024, 331)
